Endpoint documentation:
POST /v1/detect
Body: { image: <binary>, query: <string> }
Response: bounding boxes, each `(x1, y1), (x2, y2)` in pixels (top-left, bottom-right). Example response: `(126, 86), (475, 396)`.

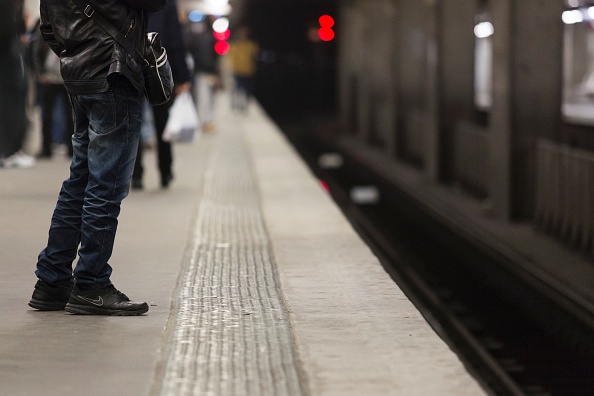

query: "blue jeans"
(36, 77), (143, 288)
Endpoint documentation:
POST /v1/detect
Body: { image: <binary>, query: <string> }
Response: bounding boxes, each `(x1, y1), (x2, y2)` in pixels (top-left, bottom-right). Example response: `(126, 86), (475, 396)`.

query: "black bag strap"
(71, 0), (146, 67)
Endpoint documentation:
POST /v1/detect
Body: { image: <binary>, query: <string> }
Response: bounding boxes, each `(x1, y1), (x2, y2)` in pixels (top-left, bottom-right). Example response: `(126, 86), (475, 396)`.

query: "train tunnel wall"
(336, 0), (594, 256)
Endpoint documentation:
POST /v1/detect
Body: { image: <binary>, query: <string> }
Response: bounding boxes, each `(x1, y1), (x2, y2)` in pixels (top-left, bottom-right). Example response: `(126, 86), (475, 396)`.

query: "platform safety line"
(153, 124), (307, 396)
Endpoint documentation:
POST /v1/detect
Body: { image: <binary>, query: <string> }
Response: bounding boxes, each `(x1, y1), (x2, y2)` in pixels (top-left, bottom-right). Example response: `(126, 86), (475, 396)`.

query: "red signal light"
(319, 15), (334, 28)
(214, 29), (231, 41)
(213, 28), (230, 55)
(214, 41), (229, 55)
(318, 28), (335, 42)
(317, 15), (335, 42)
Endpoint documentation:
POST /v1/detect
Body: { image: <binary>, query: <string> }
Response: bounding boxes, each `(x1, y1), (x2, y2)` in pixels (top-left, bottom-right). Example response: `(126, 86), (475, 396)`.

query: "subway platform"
(0, 94), (485, 396)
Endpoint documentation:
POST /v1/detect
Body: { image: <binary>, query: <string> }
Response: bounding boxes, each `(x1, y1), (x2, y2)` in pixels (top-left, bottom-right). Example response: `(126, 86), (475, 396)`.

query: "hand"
(175, 82), (191, 96)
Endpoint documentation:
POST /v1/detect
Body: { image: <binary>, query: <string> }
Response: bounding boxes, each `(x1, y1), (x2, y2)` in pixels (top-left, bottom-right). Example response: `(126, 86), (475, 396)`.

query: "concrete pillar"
(424, 0), (440, 181)
(338, 0), (398, 156)
(395, 0), (431, 167)
(489, 0), (563, 220)
(396, 0), (426, 110)
(369, 0), (398, 156)
(437, 0), (478, 181)
(489, 0), (512, 219)
(337, 1), (365, 137)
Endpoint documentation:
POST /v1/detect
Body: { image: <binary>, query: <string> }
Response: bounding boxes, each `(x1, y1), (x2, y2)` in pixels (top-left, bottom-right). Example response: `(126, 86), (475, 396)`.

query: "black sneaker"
(160, 173), (173, 188)
(28, 280), (73, 311)
(65, 285), (149, 316)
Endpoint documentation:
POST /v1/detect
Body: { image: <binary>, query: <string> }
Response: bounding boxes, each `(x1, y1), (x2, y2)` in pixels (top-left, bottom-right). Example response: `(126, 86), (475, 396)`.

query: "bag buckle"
(84, 5), (94, 17)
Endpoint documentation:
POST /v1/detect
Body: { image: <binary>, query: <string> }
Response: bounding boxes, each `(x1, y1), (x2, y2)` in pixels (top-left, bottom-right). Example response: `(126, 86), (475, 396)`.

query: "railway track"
(282, 123), (594, 396)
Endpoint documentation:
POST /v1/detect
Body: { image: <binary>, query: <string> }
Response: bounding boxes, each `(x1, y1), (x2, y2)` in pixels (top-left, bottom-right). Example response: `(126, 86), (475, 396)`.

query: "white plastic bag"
(163, 92), (200, 143)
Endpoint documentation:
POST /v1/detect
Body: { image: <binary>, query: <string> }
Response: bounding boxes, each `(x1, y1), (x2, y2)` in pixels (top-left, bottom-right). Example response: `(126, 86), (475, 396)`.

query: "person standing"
(0, 0), (35, 169)
(229, 26), (259, 112)
(33, 37), (74, 159)
(28, 0), (165, 315)
(186, 16), (221, 133)
(132, 0), (192, 190)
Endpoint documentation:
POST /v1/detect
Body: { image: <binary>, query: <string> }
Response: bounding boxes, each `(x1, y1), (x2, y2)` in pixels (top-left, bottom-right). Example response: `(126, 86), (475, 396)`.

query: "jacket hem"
(63, 80), (111, 94)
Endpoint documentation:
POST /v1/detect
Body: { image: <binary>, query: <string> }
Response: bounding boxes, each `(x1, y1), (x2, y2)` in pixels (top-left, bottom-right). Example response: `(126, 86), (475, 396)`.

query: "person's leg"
(237, 76), (250, 112)
(131, 135), (144, 189)
(33, 77), (148, 315)
(132, 101), (155, 188)
(197, 73), (211, 125)
(231, 75), (240, 110)
(152, 98), (173, 187)
(35, 92), (90, 286)
(39, 84), (57, 157)
(60, 86), (75, 157)
(30, 92), (89, 310)
(64, 77), (148, 315)
(72, 77), (143, 288)
(0, 50), (27, 159)
(208, 77), (216, 120)
(244, 76), (254, 103)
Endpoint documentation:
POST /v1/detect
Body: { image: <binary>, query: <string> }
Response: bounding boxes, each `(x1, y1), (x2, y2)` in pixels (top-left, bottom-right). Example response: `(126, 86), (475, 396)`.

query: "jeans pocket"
(85, 92), (117, 134)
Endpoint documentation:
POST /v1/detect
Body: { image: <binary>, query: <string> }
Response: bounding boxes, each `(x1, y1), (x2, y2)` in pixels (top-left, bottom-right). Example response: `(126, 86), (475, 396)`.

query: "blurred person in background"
(33, 36), (74, 159)
(132, 0), (192, 190)
(0, 0), (35, 169)
(28, 0), (165, 315)
(186, 16), (221, 133)
(229, 26), (259, 113)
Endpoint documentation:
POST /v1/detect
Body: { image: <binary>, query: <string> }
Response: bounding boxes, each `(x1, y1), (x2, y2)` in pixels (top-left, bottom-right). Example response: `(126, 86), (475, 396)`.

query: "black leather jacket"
(40, 0), (165, 94)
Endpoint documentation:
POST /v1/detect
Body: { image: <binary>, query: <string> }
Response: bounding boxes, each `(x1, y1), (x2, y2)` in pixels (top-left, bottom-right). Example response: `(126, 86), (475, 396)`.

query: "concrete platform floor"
(0, 117), (209, 396)
(0, 94), (485, 396)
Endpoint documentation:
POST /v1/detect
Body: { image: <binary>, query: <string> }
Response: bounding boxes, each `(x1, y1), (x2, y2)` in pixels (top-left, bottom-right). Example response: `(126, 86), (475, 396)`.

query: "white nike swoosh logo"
(77, 295), (104, 306)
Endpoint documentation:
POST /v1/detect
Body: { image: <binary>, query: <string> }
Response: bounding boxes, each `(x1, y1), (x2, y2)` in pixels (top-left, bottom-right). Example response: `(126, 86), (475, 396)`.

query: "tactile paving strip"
(156, 128), (307, 396)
